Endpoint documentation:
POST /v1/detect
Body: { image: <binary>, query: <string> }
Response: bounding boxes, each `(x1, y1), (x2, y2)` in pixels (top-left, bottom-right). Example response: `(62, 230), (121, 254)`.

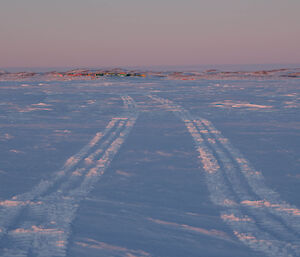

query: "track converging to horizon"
(0, 93), (299, 257)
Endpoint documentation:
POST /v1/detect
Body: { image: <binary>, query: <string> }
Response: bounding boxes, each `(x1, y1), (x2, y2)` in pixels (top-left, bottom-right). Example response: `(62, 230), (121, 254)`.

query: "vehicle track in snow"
(0, 95), (139, 257)
(148, 94), (300, 257)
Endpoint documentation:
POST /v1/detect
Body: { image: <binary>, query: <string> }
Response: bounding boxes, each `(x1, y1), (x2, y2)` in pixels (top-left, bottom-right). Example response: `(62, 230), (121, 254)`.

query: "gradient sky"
(1, 0), (300, 68)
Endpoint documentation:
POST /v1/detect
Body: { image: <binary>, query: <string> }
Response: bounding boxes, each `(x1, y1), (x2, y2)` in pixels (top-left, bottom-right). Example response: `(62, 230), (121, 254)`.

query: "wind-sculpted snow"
(211, 100), (273, 110)
(149, 95), (300, 257)
(0, 96), (139, 257)
(147, 218), (230, 241)
(75, 238), (151, 257)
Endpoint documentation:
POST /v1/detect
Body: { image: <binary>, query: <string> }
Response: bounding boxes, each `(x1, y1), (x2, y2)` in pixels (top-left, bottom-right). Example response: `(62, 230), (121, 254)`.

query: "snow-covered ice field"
(0, 73), (299, 256)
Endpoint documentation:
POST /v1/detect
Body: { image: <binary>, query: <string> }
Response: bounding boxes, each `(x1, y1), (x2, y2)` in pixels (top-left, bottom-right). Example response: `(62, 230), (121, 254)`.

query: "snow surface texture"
(0, 72), (299, 256)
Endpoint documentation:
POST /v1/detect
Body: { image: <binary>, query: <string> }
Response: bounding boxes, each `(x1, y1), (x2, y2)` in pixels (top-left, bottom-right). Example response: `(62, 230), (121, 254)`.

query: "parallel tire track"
(197, 119), (300, 238)
(0, 96), (139, 257)
(194, 120), (300, 241)
(200, 118), (300, 230)
(149, 94), (300, 257)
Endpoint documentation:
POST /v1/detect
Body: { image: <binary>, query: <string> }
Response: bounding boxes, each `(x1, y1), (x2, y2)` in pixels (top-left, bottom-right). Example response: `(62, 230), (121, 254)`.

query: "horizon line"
(2, 63), (300, 72)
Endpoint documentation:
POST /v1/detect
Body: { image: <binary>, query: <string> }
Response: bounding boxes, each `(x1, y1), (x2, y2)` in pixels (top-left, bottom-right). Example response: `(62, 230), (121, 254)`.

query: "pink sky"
(1, 0), (300, 68)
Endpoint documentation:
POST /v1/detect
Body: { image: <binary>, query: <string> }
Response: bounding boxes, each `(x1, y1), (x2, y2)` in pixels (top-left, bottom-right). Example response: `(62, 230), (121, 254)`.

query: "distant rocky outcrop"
(0, 67), (299, 81)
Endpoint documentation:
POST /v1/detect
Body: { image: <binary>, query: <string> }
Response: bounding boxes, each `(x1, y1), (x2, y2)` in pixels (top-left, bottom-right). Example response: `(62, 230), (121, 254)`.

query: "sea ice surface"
(0, 71), (299, 256)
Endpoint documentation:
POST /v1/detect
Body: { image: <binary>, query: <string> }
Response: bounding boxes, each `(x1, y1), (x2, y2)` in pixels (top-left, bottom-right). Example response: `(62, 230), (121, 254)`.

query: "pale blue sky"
(1, 0), (300, 67)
